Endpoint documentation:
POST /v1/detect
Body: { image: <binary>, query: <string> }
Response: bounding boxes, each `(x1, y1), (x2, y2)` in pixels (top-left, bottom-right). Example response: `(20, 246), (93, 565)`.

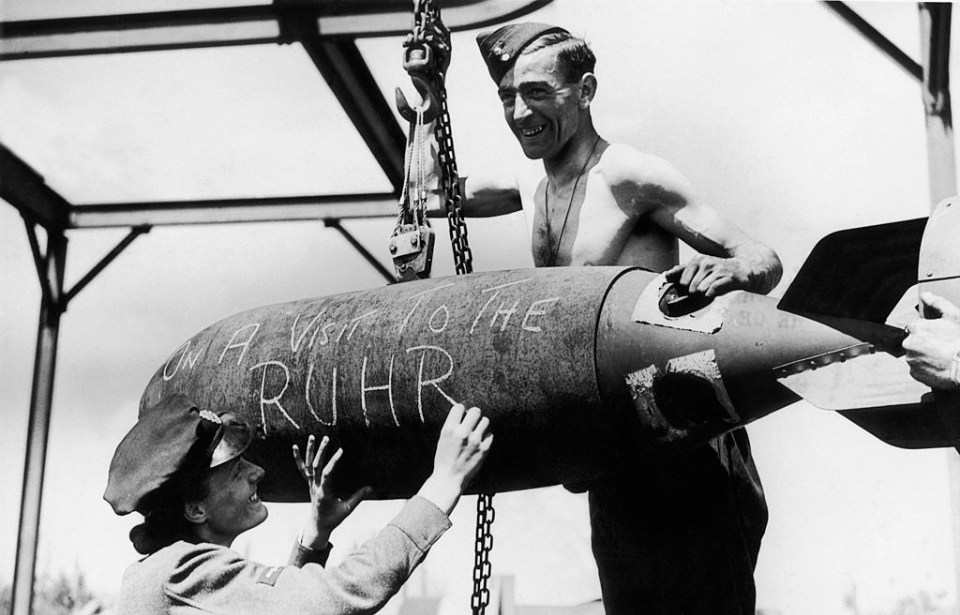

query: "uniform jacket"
(118, 496), (450, 615)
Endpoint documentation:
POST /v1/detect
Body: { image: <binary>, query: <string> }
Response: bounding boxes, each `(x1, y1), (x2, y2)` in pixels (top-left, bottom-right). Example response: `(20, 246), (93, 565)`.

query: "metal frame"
(0, 0), (555, 59)
(0, 2), (556, 613)
(0, 1), (956, 613)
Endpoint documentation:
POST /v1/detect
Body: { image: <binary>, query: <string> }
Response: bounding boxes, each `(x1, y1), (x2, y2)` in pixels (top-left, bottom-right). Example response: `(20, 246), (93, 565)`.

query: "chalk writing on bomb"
(159, 279), (562, 434)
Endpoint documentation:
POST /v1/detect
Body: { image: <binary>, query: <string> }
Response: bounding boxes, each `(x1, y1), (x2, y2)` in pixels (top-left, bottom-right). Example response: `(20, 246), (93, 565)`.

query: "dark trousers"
(589, 429), (767, 615)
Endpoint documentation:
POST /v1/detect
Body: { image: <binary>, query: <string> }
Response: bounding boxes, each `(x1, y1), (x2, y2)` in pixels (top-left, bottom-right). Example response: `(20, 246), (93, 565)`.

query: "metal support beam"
(69, 193), (398, 228)
(325, 219), (396, 283)
(0, 143), (71, 231)
(919, 3), (955, 205)
(64, 226), (151, 305)
(822, 1), (923, 82)
(11, 224), (67, 615)
(0, 0), (555, 60)
(23, 221), (51, 300)
(302, 38), (406, 190)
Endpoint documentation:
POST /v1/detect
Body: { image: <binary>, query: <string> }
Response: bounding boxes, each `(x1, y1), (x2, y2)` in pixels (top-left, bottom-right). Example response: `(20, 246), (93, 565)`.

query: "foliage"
(0, 567), (102, 615)
(844, 584), (954, 615)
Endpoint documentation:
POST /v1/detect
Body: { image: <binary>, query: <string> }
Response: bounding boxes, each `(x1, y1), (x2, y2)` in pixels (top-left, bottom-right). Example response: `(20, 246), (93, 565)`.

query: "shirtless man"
(415, 22), (783, 614)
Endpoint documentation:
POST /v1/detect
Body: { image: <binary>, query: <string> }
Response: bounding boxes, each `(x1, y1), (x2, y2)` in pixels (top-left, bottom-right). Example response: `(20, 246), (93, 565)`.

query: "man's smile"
(520, 125), (546, 138)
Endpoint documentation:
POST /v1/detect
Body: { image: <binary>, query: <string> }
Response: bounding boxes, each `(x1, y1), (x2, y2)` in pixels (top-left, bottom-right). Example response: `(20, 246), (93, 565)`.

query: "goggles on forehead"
(201, 411), (254, 468)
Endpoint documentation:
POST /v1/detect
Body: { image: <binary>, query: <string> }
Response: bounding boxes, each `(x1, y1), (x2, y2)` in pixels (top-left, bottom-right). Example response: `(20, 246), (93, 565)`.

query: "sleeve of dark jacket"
(162, 496), (451, 615)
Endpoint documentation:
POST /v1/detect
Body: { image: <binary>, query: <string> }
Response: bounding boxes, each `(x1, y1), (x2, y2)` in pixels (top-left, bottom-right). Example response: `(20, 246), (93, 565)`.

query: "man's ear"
(578, 73), (598, 109)
(183, 501), (207, 525)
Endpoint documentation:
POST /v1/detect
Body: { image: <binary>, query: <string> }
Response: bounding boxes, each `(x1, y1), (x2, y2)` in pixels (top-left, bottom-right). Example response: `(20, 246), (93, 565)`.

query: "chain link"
(470, 493), (495, 614)
(411, 0), (473, 276)
(434, 82), (473, 275)
(411, 4), (489, 613)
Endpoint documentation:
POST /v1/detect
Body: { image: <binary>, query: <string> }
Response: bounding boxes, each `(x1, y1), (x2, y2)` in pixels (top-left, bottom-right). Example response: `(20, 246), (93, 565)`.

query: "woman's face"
(192, 457), (268, 544)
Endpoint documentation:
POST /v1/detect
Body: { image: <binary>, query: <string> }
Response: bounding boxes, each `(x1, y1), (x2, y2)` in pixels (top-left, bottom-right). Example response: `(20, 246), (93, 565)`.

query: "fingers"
(291, 443), (308, 478)
(311, 435), (330, 472)
(442, 403), (487, 440)
(459, 406), (482, 433)
(663, 264), (684, 282)
(702, 275), (736, 298)
(665, 259), (708, 294)
(293, 435), (333, 482)
(470, 415), (491, 445)
(443, 403), (466, 433)
(461, 409), (492, 459)
(667, 257), (748, 297)
(320, 447), (343, 483)
(479, 431), (494, 453)
(343, 486), (374, 511)
(674, 262), (697, 289)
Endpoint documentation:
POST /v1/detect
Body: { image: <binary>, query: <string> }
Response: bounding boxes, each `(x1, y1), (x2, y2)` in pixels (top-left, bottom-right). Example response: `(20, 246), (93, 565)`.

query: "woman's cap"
(103, 394), (254, 515)
(476, 22), (569, 85)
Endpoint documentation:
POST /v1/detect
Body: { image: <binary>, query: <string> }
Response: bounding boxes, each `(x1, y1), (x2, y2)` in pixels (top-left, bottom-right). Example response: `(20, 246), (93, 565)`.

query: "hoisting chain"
(402, 0), (473, 277)
(433, 78), (473, 276)
(471, 490), (496, 614)
(406, 2), (490, 612)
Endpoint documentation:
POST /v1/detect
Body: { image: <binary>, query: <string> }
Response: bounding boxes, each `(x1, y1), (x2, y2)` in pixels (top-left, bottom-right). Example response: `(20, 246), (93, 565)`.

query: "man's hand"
(292, 435), (372, 550)
(903, 292), (960, 389)
(417, 404), (493, 515)
(664, 255), (751, 298)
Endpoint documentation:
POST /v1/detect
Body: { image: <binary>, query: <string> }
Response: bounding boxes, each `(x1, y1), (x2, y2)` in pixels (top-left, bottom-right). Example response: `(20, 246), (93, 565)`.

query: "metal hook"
(395, 46), (441, 123)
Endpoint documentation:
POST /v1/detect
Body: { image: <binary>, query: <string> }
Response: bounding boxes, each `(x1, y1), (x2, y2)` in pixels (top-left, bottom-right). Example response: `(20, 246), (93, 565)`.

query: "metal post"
(11, 228), (67, 615)
(919, 3), (955, 204)
(324, 219), (396, 283)
(918, 4), (960, 612)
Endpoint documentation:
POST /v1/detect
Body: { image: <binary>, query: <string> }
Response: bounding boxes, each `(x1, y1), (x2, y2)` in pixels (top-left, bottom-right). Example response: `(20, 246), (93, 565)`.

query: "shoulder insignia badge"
(257, 566), (283, 586)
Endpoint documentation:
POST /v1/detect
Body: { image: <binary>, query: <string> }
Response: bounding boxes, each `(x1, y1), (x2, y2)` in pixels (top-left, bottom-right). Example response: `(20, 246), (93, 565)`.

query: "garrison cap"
(104, 393), (253, 516)
(476, 22), (569, 85)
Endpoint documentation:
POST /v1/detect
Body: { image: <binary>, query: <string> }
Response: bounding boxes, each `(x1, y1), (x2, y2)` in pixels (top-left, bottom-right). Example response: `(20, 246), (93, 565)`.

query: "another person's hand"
(418, 404), (493, 515)
(293, 435), (372, 550)
(903, 292), (960, 389)
(665, 255), (750, 298)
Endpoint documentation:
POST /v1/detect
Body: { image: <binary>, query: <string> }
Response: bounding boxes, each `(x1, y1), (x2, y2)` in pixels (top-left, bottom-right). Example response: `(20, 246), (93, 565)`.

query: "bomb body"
(144, 267), (859, 500)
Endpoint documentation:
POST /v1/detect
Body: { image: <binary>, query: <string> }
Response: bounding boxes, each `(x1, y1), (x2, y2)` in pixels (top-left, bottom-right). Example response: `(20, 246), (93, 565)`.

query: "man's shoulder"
(598, 143), (683, 187)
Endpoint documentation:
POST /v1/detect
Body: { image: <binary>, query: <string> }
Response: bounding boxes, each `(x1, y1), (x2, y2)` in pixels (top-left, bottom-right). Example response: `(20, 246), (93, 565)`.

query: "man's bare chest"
(532, 179), (643, 267)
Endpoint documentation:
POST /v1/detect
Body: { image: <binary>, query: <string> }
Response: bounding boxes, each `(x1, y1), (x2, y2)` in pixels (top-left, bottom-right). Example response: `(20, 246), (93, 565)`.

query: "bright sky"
(1, 1), (957, 614)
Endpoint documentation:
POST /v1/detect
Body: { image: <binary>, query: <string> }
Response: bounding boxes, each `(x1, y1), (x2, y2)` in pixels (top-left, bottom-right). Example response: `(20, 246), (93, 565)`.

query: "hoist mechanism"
(392, 0), (473, 282)
(391, 101), (436, 282)
(393, 3), (490, 611)
(392, 2), (444, 282)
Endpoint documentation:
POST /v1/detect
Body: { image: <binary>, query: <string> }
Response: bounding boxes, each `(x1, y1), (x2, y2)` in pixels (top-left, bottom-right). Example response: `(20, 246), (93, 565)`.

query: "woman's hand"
(417, 404), (493, 515)
(292, 435), (372, 550)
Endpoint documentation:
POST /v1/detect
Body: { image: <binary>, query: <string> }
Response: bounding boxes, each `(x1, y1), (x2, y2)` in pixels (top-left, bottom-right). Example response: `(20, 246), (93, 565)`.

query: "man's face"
(193, 457), (268, 542)
(498, 46), (582, 161)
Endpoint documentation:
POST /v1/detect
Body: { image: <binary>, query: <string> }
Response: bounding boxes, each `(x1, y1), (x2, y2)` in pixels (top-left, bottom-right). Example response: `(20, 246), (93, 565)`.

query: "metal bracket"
(773, 343), (875, 378)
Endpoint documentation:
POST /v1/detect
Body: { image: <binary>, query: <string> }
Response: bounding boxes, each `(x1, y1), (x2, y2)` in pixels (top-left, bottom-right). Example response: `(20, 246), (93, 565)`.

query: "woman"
(104, 394), (492, 614)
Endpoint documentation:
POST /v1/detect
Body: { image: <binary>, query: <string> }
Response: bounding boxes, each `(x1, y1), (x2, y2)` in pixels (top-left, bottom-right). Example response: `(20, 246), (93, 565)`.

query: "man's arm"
(656, 198), (782, 297)
(611, 148), (782, 297)
(405, 120), (522, 219)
